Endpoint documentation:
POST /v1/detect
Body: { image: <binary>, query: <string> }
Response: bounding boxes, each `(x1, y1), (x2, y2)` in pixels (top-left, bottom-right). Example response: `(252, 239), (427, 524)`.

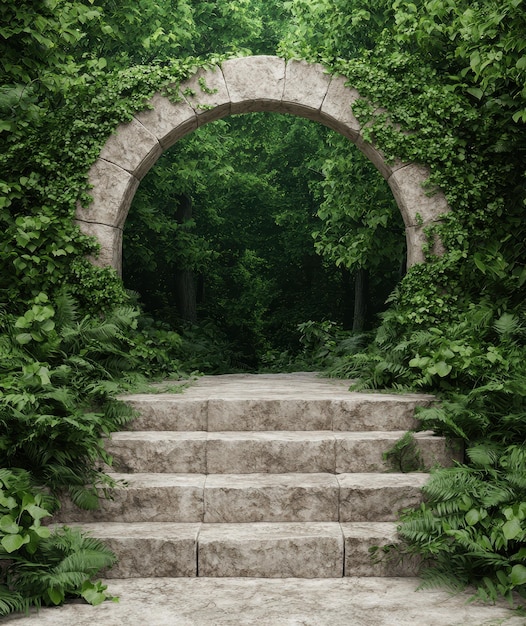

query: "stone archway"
(76, 55), (449, 274)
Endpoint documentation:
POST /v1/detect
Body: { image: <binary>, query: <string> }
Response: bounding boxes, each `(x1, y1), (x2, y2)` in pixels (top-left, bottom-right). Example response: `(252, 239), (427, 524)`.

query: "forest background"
(1, 0), (525, 615)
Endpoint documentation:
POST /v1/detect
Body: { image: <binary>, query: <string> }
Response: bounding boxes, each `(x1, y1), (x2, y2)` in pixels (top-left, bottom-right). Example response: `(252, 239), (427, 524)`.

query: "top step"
(121, 373), (435, 432)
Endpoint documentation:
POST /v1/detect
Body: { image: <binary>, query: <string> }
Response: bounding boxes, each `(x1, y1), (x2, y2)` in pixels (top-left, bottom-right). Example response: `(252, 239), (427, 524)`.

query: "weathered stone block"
(222, 55), (286, 113)
(198, 522), (344, 577)
(319, 74), (362, 140)
(181, 65), (231, 125)
(388, 162), (449, 226)
(206, 432), (336, 474)
(99, 117), (162, 180)
(77, 158), (139, 229)
(281, 59), (332, 119)
(74, 220), (122, 271)
(134, 92), (197, 149)
(121, 396), (208, 431)
(75, 522), (199, 578)
(342, 522), (419, 576)
(106, 432), (207, 473)
(337, 473), (429, 522)
(203, 473), (339, 523)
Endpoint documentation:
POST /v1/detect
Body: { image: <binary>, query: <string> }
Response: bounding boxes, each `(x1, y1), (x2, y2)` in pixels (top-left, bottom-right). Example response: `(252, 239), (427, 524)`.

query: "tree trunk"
(174, 194), (197, 323)
(352, 268), (369, 332)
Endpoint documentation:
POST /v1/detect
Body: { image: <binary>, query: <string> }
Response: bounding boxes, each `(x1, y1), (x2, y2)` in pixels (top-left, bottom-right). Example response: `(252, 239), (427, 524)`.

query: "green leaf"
(47, 587), (64, 606)
(0, 514), (20, 534)
(510, 564), (526, 586)
(502, 518), (522, 541)
(433, 361), (452, 377)
(465, 509), (480, 525)
(1, 533), (28, 553)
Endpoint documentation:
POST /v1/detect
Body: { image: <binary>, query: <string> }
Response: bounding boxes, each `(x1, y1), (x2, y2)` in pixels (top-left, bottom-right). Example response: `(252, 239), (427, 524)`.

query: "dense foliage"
(279, 0), (526, 605)
(1, 0), (525, 612)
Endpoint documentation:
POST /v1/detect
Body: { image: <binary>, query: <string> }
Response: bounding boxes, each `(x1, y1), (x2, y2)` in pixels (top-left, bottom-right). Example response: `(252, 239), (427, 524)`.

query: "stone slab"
(68, 522), (200, 578)
(75, 220), (123, 271)
(203, 473), (339, 523)
(388, 162), (449, 227)
(106, 432), (207, 473)
(206, 432), (336, 474)
(6, 577), (524, 625)
(334, 431), (461, 473)
(122, 396), (208, 431)
(206, 398), (333, 431)
(342, 522), (420, 577)
(57, 473), (205, 523)
(198, 522), (344, 578)
(337, 473), (429, 522)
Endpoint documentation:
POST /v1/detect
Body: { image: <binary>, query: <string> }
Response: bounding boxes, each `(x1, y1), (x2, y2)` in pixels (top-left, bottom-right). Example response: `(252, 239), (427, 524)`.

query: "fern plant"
(0, 469), (116, 616)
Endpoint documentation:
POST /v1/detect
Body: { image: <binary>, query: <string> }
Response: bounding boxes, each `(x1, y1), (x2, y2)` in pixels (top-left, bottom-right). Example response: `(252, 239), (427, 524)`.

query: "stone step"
(57, 472), (429, 524)
(122, 393), (434, 432)
(12, 577), (525, 626)
(67, 521), (417, 579)
(106, 430), (460, 474)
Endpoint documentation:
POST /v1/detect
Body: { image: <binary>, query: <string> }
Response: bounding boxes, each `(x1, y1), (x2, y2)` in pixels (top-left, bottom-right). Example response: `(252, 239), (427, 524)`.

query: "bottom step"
(7, 578), (523, 626)
(63, 521), (418, 579)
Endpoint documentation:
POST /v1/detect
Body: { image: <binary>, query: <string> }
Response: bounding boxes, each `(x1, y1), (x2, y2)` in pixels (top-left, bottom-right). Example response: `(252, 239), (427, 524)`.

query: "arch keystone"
(221, 56), (286, 113)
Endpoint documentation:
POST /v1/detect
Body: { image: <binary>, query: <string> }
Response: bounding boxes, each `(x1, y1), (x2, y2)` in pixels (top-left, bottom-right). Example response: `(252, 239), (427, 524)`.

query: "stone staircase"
(57, 373), (462, 579)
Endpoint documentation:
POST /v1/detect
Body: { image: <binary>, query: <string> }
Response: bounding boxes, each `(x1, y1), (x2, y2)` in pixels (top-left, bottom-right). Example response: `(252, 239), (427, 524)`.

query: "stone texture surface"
(77, 159), (139, 228)
(98, 117), (162, 179)
(337, 473), (429, 521)
(6, 577), (523, 626)
(319, 74), (362, 140)
(106, 431), (207, 473)
(387, 162), (449, 227)
(122, 395), (208, 431)
(342, 522), (419, 577)
(198, 522), (344, 578)
(181, 65), (231, 125)
(206, 398), (333, 431)
(203, 473), (339, 523)
(222, 55), (286, 113)
(335, 430), (461, 473)
(134, 91), (197, 149)
(57, 473), (205, 523)
(70, 522), (200, 578)
(281, 59), (332, 119)
(206, 431), (336, 474)
(74, 220), (122, 270)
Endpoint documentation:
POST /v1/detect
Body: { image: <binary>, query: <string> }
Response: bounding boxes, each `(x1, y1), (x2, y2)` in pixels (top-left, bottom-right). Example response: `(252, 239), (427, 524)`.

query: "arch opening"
(76, 55), (450, 274)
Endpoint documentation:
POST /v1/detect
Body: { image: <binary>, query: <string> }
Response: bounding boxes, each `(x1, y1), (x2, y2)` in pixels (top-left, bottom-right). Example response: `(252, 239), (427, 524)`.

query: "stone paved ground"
(4, 578), (525, 625)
